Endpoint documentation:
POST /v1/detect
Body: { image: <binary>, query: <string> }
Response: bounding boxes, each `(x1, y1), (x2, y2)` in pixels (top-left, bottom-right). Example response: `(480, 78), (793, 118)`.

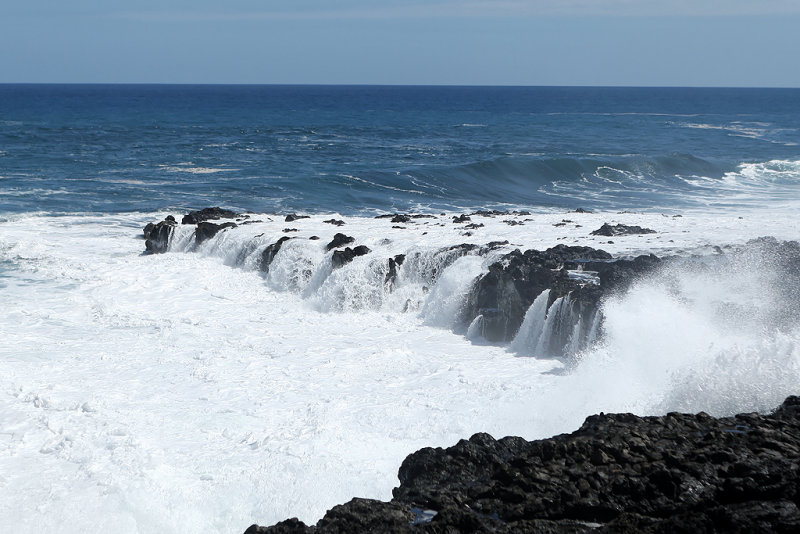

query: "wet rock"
(323, 219), (345, 226)
(452, 214), (471, 223)
(326, 233), (355, 251)
(331, 246), (371, 269)
(195, 221), (237, 245)
(284, 214), (310, 222)
(385, 254), (406, 288)
(464, 223), (485, 230)
(260, 237), (292, 273)
(590, 223), (656, 237)
(182, 207), (240, 225)
(391, 214), (411, 224)
(144, 216), (177, 254)
(460, 246), (612, 343)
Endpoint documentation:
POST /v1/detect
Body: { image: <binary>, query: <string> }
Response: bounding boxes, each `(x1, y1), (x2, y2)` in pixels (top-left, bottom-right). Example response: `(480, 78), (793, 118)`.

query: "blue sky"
(2, 1), (799, 86)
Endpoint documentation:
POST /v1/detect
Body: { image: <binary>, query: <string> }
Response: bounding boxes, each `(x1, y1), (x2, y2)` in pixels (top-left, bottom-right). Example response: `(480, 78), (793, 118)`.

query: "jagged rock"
(331, 246), (371, 269)
(326, 233), (355, 251)
(460, 246), (613, 343)
(285, 214), (310, 222)
(385, 254), (407, 288)
(144, 216), (177, 254)
(181, 207), (240, 225)
(590, 223), (656, 237)
(391, 214), (411, 224)
(323, 219), (346, 226)
(195, 221), (237, 245)
(453, 214), (471, 223)
(248, 396), (800, 533)
(260, 237), (292, 273)
(465, 223), (485, 229)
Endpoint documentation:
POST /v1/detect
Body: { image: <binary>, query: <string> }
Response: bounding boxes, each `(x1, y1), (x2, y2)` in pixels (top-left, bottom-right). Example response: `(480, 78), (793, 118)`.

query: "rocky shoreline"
(140, 209), (800, 532)
(245, 396), (800, 533)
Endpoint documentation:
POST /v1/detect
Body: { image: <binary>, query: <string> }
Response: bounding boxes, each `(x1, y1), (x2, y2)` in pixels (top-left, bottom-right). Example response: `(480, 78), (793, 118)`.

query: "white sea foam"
(1, 208), (799, 533)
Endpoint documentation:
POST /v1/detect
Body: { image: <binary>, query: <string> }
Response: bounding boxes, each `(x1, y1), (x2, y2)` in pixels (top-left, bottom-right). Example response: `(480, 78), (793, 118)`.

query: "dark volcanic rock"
(326, 233), (356, 251)
(285, 214), (311, 222)
(144, 216), (177, 254)
(385, 254), (407, 288)
(591, 223), (656, 237)
(460, 245), (613, 344)
(323, 219), (346, 226)
(331, 245), (371, 269)
(452, 214), (471, 223)
(391, 214), (411, 224)
(195, 221), (237, 246)
(260, 237), (292, 273)
(181, 207), (240, 225)
(248, 396), (800, 533)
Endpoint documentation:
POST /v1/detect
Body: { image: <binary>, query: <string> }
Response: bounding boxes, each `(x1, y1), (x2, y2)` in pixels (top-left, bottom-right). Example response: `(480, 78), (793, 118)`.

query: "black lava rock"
(331, 245), (371, 269)
(144, 216), (177, 254)
(247, 396), (800, 533)
(590, 223), (656, 237)
(182, 207), (240, 225)
(326, 233), (356, 251)
(260, 237), (293, 273)
(195, 221), (237, 246)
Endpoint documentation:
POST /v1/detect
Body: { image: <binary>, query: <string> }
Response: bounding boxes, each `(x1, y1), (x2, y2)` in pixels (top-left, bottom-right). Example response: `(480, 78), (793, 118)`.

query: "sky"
(2, 0), (799, 86)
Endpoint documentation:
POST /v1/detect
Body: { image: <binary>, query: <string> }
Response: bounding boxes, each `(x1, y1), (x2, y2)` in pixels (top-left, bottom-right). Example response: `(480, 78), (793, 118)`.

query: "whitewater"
(2, 203), (799, 533)
(2, 84), (800, 532)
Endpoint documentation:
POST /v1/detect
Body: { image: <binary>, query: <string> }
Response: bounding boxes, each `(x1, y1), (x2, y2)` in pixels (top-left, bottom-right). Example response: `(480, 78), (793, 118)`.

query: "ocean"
(1, 85), (799, 532)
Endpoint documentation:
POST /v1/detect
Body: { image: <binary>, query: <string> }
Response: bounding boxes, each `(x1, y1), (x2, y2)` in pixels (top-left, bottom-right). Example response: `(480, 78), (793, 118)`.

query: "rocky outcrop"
(590, 223), (656, 237)
(181, 207), (240, 225)
(459, 245), (619, 344)
(261, 237), (293, 273)
(331, 245), (371, 269)
(245, 395), (800, 533)
(326, 233), (356, 251)
(143, 216), (177, 254)
(195, 221), (237, 246)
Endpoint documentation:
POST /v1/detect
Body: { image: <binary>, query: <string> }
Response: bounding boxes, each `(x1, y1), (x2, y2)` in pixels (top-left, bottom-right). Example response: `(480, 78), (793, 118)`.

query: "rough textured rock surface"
(460, 245), (619, 344)
(181, 207), (240, 225)
(590, 223), (656, 237)
(331, 245), (371, 269)
(260, 237), (293, 273)
(195, 221), (237, 246)
(143, 216), (177, 254)
(326, 233), (356, 251)
(245, 396), (800, 533)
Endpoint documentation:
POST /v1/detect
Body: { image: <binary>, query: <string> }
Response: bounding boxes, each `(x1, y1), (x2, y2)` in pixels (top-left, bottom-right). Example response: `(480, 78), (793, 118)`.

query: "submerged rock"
(246, 396), (800, 533)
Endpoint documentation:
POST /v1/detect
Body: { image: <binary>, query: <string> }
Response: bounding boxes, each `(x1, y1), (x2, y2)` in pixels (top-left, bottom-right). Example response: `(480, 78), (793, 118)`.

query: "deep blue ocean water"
(1, 85), (798, 215)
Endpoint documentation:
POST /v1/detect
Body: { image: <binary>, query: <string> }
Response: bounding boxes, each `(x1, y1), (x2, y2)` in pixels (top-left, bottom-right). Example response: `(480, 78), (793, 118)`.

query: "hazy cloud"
(110, 0), (800, 23)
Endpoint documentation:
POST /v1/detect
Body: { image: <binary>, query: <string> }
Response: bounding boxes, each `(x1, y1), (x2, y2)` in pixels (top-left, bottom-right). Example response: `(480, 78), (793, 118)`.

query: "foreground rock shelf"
(246, 396), (800, 533)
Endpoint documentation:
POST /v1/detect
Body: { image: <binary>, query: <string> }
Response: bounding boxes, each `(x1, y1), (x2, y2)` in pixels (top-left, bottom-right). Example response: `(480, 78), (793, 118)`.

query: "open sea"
(1, 85), (800, 532)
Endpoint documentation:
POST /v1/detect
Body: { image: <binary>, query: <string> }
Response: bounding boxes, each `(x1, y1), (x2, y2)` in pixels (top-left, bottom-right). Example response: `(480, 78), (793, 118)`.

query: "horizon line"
(1, 82), (799, 90)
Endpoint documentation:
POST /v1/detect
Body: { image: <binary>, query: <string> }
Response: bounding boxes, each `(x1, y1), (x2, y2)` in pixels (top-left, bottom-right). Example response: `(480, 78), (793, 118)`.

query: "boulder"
(331, 246), (371, 269)
(590, 223), (656, 236)
(195, 221), (237, 246)
(326, 233), (355, 251)
(181, 207), (240, 225)
(260, 237), (293, 273)
(144, 216), (177, 254)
